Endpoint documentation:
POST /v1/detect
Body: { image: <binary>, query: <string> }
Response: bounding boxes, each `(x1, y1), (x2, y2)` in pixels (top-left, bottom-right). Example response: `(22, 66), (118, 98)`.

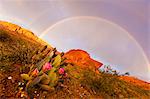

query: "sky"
(0, 0), (149, 81)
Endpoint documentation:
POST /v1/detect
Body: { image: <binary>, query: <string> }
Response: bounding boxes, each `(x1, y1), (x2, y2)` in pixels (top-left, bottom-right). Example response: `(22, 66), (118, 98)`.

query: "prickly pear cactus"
(20, 47), (68, 92)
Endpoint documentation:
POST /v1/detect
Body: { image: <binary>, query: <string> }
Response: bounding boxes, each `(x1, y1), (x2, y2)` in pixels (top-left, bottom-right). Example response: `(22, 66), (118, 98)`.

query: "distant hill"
(0, 21), (149, 98)
(0, 21), (50, 46)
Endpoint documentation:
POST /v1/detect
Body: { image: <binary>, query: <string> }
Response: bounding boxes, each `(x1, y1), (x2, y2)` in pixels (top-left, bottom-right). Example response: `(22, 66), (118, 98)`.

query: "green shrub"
(81, 69), (150, 98)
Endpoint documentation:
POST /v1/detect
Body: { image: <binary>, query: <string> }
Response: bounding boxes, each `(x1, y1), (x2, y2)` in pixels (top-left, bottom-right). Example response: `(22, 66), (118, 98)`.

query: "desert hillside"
(0, 21), (149, 98)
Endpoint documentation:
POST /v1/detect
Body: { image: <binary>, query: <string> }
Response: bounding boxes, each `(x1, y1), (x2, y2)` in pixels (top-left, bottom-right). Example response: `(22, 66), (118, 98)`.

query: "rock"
(64, 49), (103, 71)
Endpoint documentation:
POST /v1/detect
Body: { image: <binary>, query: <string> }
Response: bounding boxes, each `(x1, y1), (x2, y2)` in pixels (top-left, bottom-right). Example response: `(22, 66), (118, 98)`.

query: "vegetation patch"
(0, 24), (149, 98)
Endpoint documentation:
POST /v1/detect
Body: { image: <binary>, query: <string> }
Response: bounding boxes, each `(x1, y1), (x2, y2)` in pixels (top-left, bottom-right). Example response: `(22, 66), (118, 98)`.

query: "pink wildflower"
(58, 68), (65, 75)
(32, 68), (39, 76)
(42, 62), (52, 72)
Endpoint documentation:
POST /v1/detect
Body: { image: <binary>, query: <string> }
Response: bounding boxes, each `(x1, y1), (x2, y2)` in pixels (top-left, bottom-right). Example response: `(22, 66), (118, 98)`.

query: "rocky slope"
(0, 21), (50, 46)
(0, 21), (149, 98)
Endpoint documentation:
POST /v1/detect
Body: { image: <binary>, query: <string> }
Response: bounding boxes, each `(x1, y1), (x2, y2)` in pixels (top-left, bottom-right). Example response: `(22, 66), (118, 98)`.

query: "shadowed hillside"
(0, 21), (149, 98)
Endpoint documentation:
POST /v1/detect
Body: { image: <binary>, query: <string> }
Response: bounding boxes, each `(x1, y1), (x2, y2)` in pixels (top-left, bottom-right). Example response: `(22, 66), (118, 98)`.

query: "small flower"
(63, 73), (68, 77)
(58, 68), (65, 75)
(42, 62), (52, 72)
(8, 76), (12, 80)
(32, 68), (39, 76)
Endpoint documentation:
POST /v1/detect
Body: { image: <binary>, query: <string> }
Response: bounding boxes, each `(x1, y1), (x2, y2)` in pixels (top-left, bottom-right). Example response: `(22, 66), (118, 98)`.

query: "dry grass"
(81, 69), (150, 98)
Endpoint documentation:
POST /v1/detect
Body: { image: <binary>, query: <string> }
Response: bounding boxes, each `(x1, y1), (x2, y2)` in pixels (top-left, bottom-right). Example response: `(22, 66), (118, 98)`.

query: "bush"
(81, 69), (150, 98)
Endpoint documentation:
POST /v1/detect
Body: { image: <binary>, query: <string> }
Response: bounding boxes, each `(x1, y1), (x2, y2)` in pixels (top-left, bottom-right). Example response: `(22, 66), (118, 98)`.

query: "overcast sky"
(0, 0), (149, 81)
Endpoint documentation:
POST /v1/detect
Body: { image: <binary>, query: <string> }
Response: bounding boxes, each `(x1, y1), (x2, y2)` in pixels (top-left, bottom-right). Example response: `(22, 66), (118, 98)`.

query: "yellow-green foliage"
(81, 69), (150, 98)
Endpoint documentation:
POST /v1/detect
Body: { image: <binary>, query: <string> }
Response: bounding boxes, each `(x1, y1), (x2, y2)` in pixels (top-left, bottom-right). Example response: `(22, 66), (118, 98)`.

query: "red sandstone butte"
(64, 49), (103, 71)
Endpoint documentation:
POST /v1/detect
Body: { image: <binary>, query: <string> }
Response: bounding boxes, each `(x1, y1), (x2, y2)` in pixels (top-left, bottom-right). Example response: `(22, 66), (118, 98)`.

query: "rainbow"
(39, 16), (150, 76)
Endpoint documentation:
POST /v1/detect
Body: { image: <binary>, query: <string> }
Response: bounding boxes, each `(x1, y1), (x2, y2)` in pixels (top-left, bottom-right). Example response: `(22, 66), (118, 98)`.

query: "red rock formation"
(64, 49), (103, 71)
